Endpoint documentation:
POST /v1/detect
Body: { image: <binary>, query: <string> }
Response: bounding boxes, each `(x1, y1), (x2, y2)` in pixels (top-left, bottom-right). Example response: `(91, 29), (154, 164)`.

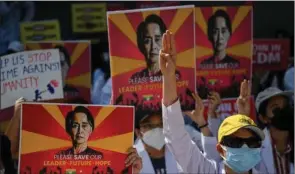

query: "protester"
(5, 97), (143, 173)
(134, 110), (179, 174)
(160, 30), (265, 173)
(255, 87), (294, 173)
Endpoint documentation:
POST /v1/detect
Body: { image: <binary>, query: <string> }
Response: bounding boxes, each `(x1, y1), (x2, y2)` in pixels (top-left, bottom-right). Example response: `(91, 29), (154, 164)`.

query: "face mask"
(271, 105), (294, 131)
(221, 144), (261, 173)
(142, 128), (165, 150)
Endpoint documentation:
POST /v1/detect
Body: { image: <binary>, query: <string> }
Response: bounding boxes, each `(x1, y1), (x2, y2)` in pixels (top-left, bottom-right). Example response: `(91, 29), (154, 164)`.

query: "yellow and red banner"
(195, 6), (253, 99)
(72, 3), (107, 33)
(25, 41), (91, 103)
(253, 39), (290, 71)
(108, 6), (196, 115)
(20, 20), (61, 43)
(19, 103), (134, 173)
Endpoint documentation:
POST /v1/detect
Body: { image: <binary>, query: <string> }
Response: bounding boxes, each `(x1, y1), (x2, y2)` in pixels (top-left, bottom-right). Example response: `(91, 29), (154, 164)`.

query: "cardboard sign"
(19, 103), (134, 174)
(72, 3), (107, 33)
(0, 49), (63, 109)
(25, 41), (91, 103)
(20, 20), (61, 43)
(253, 39), (290, 71)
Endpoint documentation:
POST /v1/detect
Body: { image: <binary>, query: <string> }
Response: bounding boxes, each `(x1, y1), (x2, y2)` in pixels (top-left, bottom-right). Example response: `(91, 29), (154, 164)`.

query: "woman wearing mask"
(255, 87), (294, 173)
(134, 110), (179, 174)
(159, 30), (265, 173)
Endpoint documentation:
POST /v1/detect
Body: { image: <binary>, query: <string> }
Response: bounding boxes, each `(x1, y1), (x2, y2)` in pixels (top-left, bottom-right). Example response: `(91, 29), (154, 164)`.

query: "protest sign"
(108, 5), (196, 117)
(195, 6), (253, 99)
(25, 41), (91, 103)
(19, 103), (134, 174)
(20, 20), (61, 43)
(72, 3), (107, 33)
(203, 96), (256, 121)
(253, 39), (290, 71)
(0, 49), (63, 109)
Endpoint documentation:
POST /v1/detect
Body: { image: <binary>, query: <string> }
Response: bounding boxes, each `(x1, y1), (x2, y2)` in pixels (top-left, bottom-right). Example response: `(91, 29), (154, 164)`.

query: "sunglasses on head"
(221, 136), (262, 148)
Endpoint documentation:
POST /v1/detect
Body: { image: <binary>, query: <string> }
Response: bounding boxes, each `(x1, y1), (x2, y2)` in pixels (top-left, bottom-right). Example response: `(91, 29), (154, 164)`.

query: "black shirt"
(150, 156), (166, 174)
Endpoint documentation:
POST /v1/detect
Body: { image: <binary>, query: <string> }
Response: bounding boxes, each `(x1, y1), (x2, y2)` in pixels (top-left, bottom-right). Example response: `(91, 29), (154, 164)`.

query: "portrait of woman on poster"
(199, 9), (240, 69)
(130, 14), (181, 84)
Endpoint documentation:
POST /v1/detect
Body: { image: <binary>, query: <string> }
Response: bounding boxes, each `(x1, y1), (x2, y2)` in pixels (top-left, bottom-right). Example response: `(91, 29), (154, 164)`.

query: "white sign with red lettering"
(0, 49), (64, 109)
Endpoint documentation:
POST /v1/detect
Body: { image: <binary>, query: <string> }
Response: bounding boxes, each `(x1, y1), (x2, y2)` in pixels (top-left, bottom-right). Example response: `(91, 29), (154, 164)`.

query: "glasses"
(221, 136), (262, 148)
(140, 123), (163, 130)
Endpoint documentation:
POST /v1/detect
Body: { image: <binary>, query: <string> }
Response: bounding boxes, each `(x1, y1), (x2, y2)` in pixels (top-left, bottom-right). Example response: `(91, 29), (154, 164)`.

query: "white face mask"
(142, 128), (165, 150)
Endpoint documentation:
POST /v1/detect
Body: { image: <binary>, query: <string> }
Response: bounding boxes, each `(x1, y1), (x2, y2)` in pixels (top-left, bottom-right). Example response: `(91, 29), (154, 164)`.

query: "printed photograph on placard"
(195, 6), (252, 99)
(19, 103), (134, 174)
(108, 5), (195, 114)
(25, 41), (91, 103)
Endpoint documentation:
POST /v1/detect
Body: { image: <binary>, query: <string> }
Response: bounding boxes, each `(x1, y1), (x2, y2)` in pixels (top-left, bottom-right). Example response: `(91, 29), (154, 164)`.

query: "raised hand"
(184, 92), (206, 126)
(207, 92), (221, 118)
(125, 147), (142, 174)
(159, 30), (177, 77)
(237, 79), (251, 116)
(15, 97), (26, 112)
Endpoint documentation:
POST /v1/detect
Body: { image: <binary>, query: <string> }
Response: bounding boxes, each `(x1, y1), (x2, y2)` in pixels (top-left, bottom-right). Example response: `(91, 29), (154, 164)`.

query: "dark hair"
(65, 106), (94, 134)
(135, 110), (162, 129)
(137, 14), (167, 55)
(207, 9), (232, 43)
(258, 96), (289, 117)
(55, 45), (71, 67)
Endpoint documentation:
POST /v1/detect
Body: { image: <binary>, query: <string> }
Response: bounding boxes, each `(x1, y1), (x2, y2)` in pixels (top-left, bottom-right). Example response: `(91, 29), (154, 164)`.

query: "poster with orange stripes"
(108, 5), (196, 114)
(25, 41), (91, 103)
(195, 6), (252, 99)
(19, 103), (134, 174)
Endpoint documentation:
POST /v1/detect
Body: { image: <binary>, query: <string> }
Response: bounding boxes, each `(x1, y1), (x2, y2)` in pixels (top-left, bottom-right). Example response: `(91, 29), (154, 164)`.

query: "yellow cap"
(218, 114), (265, 143)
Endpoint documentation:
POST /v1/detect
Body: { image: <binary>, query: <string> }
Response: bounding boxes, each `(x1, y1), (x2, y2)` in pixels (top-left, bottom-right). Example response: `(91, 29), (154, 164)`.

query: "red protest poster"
(203, 96), (256, 121)
(19, 103), (134, 174)
(253, 39), (290, 71)
(108, 6), (196, 114)
(195, 6), (253, 99)
(25, 41), (91, 103)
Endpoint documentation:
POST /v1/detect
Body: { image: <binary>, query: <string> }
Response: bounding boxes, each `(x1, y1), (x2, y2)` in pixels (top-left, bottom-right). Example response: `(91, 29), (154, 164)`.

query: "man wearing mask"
(134, 111), (179, 174)
(255, 87), (294, 173)
(160, 30), (265, 173)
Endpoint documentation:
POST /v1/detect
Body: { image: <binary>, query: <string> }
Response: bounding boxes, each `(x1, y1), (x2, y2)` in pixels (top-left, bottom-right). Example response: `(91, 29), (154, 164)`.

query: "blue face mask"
(221, 144), (261, 173)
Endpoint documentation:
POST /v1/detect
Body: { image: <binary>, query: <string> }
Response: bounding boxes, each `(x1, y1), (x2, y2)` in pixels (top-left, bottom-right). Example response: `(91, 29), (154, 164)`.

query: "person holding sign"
(134, 110), (179, 174)
(160, 30), (265, 173)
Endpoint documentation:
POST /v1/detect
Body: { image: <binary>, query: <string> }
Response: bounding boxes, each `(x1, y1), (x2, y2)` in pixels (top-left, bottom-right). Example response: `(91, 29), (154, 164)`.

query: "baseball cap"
(8, 41), (24, 52)
(255, 87), (293, 112)
(218, 114), (265, 143)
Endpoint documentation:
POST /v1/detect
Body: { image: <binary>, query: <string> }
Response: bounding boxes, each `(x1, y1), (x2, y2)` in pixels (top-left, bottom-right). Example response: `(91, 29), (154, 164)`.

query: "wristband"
(199, 123), (208, 129)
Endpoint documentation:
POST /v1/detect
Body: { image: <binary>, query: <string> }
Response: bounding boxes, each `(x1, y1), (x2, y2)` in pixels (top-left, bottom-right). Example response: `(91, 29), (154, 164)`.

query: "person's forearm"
(5, 109), (21, 156)
(163, 74), (177, 106)
(200, 127), (212, 137)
